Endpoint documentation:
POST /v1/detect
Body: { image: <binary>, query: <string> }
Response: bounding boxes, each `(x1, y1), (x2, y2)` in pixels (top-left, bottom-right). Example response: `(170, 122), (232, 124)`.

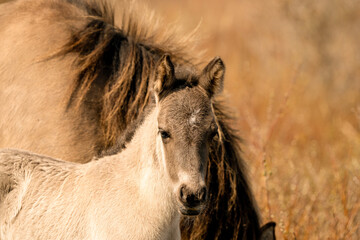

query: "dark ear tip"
(213, 56), (224, 66)
(158, 54), (174, 71)
(267, 222), (276, 227)
(160, 54), (171, 63)
(260, 221), (276, 229)
(208, 57), (225, 76)
(164, 54), (170, 60)
(260, 222), (276, 240)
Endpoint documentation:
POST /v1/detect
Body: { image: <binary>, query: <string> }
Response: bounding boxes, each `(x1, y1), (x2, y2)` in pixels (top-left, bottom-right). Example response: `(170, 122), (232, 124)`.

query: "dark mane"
(57, 0), (261, 239)
(55, 0), (200, 146)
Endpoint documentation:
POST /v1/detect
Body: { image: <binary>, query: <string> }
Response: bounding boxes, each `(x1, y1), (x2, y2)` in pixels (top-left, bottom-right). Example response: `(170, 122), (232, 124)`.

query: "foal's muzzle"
(178, 185), (208, 216)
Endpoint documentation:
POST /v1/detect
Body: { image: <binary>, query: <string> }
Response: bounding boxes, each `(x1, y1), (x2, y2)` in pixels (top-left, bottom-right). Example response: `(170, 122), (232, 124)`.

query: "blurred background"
(1, 0), (359, 238)
(151, 0), (360, 239)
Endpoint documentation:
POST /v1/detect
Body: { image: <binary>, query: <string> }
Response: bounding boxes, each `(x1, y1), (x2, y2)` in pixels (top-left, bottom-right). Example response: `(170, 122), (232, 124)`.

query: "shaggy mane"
(54, 0), (261, 239)
(55, 0), (202, 146)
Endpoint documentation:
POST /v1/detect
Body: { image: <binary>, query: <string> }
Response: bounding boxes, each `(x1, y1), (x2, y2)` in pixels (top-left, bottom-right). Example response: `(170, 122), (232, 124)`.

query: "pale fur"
(0, 0), (98, 162)
(0, 109), (180, 240)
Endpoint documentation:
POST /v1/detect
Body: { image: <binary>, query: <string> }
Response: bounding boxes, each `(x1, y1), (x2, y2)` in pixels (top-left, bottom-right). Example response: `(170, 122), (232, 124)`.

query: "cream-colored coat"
(0, 109), (180, 240)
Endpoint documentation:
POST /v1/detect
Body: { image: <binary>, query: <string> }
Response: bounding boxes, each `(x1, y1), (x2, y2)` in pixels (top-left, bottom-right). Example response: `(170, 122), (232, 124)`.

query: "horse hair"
(56, 1), (262, 239)
(5, 0), (262, 238)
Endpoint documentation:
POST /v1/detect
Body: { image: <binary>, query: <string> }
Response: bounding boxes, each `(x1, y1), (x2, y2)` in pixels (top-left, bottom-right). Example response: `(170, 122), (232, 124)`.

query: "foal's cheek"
(162, 143), (180, 183)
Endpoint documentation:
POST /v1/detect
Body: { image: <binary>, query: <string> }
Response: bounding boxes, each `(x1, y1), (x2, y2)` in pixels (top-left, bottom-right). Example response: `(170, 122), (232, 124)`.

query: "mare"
(0, 0), (275, 239)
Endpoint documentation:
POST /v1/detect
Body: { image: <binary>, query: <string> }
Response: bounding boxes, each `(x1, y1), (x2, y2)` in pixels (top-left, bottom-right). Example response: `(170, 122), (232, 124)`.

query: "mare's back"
(0, 0), (99, 163)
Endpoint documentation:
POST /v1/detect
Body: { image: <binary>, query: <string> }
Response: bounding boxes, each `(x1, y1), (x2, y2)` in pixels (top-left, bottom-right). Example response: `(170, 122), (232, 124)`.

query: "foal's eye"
(159, 129), (171, 140)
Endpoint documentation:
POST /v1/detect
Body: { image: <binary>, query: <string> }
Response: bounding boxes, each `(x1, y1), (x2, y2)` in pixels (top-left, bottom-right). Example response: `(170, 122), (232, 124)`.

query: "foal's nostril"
(180, 185), (185, 200)
(179, 185), (207, 208)
(198, 187), (207, 202)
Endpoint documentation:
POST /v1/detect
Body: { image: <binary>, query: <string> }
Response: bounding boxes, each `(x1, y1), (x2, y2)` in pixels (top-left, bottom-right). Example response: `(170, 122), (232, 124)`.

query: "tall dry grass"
(1, 0), (358, 238)
(152, 0), (360, 239)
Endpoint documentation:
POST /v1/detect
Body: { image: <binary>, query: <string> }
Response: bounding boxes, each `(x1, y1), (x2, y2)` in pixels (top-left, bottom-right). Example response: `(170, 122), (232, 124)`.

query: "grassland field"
(153, 1), (360, 239)
(1, 0), (359, 239)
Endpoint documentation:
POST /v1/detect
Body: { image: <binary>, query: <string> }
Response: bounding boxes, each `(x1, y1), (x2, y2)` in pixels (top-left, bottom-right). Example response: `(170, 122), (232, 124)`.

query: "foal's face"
(154, 55), (225, 215)
(157, 88), (217, 215)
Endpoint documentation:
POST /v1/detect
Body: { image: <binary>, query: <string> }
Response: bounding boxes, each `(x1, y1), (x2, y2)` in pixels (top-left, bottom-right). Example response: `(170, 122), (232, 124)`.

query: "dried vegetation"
(153, 0), (360, 239)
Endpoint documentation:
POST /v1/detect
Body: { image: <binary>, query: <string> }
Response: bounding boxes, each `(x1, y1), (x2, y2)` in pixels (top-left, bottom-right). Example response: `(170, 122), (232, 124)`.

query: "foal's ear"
(199, 57), (225, 97)
(154, 54), (175, 101)
(260, 222), (276, 240)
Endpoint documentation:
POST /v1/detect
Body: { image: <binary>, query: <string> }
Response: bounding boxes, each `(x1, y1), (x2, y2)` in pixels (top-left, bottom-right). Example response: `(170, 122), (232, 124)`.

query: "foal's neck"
(105, 108), (171, 199)
(86, 109), (180, 239)
(122, 108), (160, 171)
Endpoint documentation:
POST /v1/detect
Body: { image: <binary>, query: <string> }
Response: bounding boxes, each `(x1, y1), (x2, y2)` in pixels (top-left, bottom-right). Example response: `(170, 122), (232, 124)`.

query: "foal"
(0, 55), (224, 240)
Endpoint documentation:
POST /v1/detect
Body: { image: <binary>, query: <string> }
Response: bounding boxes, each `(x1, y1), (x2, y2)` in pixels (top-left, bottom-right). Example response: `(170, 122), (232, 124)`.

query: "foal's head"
(153, 55), (225, 216)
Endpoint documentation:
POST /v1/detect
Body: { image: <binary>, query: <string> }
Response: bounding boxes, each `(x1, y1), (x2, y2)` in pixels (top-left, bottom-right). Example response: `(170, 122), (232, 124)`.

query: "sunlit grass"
(153, 0), (360, 238)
